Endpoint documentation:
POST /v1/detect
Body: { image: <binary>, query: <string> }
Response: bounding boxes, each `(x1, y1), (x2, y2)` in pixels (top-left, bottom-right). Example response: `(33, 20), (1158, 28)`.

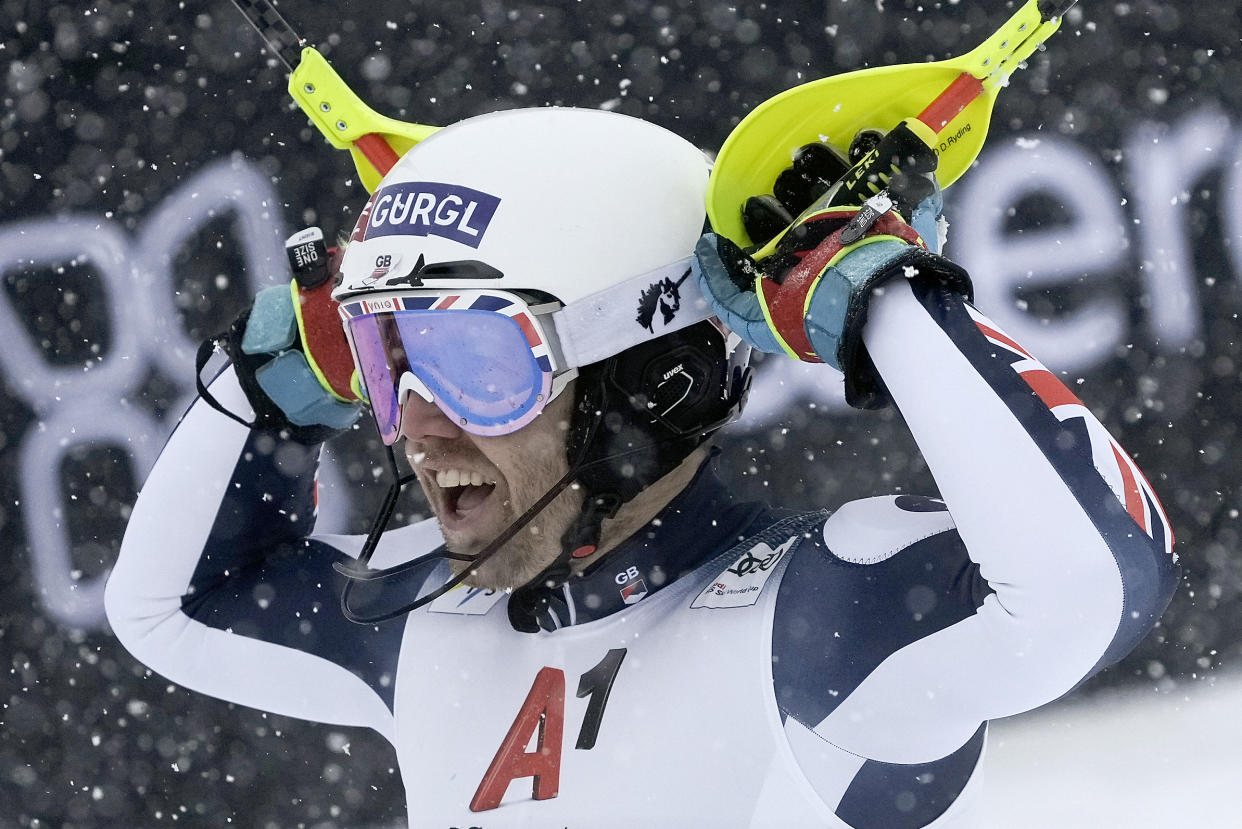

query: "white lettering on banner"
(958, 107), (1238, 373)
(0, 158), (349, 630)
(458, 201), (482, 236)
(410, 192), (436, 225)
(19, 401), (162, 627)
(1225, 143), (1242, 282)
(434, 194), (464, 227)
(389, 193), (412, 224)
(1127, 109), (1233, 348)
(371, 193), (393, 225)
(953, 136), (1128, 372)
(368, 190), (485, 237)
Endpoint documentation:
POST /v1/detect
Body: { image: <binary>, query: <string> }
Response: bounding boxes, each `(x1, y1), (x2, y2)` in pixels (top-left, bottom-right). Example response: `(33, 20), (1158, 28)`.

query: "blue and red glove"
(694, 124), (971, 409)
(212, 227), (363, 441)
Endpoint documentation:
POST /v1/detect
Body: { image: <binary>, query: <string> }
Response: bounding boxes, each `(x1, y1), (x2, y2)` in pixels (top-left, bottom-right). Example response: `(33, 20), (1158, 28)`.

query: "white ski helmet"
(337, 106), (711, 305)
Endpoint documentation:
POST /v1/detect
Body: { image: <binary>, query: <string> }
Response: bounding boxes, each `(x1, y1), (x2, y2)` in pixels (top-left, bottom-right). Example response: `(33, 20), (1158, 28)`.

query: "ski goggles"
(339, 289), (575, 443)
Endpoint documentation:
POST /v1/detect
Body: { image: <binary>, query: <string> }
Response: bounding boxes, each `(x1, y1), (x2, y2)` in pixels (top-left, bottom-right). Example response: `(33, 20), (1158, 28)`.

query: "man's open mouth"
(434, 469), (497, 518)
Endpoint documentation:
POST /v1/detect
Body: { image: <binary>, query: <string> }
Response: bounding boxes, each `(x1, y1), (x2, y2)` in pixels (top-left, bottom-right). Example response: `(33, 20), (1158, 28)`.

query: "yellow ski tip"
(705, 63), (995, 247)
(705, 0), (1067, 247)
(289, 47), (440, 191)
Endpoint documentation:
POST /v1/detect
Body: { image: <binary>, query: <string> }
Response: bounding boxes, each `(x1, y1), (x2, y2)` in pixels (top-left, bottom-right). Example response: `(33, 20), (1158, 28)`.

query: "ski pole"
(228, 0), (438, 192)
(706, 0), (1080, 247)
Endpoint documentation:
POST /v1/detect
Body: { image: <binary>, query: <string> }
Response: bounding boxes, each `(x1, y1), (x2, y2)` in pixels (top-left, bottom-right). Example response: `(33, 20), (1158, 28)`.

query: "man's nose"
(399, 390), (464, 442)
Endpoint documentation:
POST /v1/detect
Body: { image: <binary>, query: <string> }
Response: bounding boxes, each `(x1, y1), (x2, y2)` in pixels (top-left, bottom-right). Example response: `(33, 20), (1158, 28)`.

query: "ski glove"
(741, 120), (946, 253)
(694, 125), (971, 409)
(218, 228), (362, 441)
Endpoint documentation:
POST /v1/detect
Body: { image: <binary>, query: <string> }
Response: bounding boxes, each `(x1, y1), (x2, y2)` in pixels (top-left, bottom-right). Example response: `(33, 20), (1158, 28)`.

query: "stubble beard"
(443, 453), (583, 593)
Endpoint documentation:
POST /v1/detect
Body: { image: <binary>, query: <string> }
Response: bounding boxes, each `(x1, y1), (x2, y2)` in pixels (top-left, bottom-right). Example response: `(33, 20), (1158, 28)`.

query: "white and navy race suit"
(107, 280), (1178, 828)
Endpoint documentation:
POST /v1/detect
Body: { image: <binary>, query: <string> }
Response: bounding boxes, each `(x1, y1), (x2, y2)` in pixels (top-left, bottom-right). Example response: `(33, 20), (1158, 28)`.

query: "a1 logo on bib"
(692, 535), (799, 609)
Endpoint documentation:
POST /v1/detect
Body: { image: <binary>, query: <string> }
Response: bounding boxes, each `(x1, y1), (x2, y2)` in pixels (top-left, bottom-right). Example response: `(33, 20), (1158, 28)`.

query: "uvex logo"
(364, 181), (501, 248)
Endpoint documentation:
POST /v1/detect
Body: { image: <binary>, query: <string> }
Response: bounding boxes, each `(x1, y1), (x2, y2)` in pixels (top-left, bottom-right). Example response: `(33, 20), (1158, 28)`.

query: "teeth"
(434, 469), (493, 488)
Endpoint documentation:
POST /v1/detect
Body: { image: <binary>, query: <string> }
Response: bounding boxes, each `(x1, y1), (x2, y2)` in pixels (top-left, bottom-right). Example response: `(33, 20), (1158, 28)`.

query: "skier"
(106, 106), (1177, 828)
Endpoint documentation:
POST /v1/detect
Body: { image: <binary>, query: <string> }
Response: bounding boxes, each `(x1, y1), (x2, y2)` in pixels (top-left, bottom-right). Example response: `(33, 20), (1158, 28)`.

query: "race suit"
(106, 280), (1178, 828)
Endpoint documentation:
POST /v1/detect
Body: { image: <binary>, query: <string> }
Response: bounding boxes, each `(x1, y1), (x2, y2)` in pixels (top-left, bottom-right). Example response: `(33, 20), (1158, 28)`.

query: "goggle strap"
(552, 256), (714, 368)
(549, 367), (578, 404)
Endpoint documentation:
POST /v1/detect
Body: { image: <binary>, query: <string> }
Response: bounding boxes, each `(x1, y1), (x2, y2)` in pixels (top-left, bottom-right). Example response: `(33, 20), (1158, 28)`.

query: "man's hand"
(740, 120), (945, 251)
(693, 125), (971, 409)
(225, 227), (362, 438)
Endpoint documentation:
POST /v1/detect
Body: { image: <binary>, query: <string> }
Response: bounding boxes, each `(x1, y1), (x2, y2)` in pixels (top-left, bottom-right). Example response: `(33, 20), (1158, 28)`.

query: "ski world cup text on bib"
(364, 181), (501, 248)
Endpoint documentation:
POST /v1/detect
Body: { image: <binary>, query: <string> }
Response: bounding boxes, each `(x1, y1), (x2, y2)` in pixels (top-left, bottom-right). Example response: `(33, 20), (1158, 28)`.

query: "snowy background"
(2, 0), (1239, 825)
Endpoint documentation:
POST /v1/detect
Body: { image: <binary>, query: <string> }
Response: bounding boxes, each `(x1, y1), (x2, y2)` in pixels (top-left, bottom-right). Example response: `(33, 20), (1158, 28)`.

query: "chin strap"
(506, 491), (623, 633)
